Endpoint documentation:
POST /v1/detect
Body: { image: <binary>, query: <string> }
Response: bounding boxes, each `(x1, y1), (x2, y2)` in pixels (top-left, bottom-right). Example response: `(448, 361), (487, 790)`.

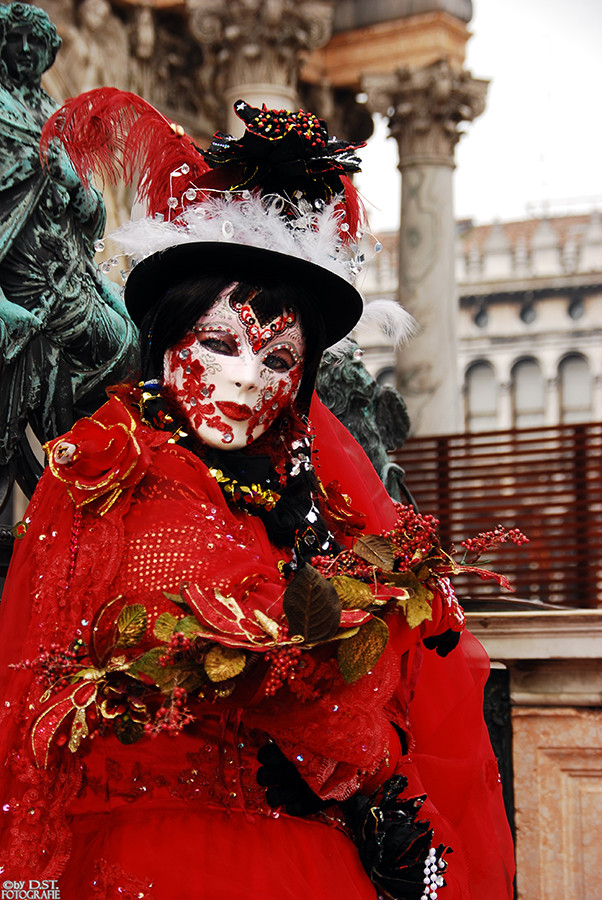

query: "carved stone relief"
(188, 0), (334, 127)
(365, 59), (488, 167)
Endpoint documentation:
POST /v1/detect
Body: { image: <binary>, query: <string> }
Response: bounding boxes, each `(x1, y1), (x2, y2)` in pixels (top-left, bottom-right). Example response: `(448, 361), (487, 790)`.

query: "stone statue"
(61, 0), (128, 94)
(316, 340), (413, 503)
(0, 3), (138, 508)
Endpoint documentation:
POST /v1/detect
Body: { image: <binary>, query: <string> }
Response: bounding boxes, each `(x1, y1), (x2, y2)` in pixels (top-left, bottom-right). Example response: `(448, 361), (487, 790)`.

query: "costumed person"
(0, 94), (515, 899)
(0, 3), (137, 501)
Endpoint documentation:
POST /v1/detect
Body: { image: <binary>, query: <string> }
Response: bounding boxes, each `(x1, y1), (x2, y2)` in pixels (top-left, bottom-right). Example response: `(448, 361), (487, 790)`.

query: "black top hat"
(124, 240), (363, 348)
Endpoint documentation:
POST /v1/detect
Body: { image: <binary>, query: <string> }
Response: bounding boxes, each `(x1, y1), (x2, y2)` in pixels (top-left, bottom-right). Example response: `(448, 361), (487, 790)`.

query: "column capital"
(364, 59), (488, 168)
(187, 0), (334, 129)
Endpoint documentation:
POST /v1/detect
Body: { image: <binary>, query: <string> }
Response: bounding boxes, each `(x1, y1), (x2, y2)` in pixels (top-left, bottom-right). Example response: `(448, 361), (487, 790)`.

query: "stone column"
(187, 0), (334, 136)
(594, 373), (602, 421)
(365, 61), (488, 434)
(498, 379), (513, 431)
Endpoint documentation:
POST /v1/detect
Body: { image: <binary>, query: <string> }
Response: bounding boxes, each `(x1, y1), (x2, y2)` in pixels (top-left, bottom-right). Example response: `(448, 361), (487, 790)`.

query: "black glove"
(256, 741), (333, 817)
(342, 775), (449, 900)
(423, 628), (461, 657)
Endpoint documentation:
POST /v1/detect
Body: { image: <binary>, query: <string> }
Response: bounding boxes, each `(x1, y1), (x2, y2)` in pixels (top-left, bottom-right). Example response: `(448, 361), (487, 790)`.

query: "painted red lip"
(216, 402), (253, 421)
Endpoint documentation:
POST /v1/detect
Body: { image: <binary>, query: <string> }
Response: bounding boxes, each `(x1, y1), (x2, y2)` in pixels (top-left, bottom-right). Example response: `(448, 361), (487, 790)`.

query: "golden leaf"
(415, 563), (432, 582)
(404, 592), (434, 629)
(337, 617), (389, 684)
(383, 571), (416, 589)
(353, 535), (396, 571)
(331, 575), (374, 610)
(389, 572), (434, 629)
(154, 612), (179, 642)
(68, 706), (90, 754)
(69, 666), (102, 683)
(336, 626), (360, 640)
(204, 645), (246, 683)
(116, 604), (147, 648)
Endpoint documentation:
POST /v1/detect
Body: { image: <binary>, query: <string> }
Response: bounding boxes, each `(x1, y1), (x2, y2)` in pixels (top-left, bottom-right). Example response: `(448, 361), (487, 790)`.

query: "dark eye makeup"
(194, 329), (238, 356)
(263, 350), (297, 372)
(193, 326), (300, 373)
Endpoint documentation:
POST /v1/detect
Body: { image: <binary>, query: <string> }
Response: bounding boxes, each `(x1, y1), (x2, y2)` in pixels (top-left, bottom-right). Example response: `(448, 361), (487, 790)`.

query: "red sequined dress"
(0, 391), (514, 899)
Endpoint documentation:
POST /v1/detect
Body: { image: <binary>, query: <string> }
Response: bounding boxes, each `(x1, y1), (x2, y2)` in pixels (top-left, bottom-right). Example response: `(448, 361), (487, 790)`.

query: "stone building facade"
(359, 209), (602, 433)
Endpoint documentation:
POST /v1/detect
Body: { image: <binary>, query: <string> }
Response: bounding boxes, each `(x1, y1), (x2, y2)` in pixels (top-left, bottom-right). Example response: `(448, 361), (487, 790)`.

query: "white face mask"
(163, 285), (305, 450)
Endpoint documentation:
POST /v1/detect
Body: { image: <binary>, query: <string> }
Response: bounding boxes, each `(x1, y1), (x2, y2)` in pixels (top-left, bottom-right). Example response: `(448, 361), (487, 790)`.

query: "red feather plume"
(338, 174), (365, 244)
(39, 87), (209, 219)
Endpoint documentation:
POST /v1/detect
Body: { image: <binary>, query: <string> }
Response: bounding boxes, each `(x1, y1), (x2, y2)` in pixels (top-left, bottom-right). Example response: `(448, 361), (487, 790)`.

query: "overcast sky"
(357, 0), (602, 230)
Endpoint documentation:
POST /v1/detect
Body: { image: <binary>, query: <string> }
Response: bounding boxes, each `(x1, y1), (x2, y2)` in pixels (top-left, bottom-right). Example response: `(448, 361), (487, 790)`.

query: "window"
(512, 358), (545, 427)
(465, 361), (498, 431)
(559, 354), (592, 423)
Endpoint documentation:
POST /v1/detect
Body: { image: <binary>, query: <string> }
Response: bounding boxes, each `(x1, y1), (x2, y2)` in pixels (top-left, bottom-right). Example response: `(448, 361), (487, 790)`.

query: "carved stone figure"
(128, 5), (156, 100)
(60, 0), (128, 95)
(315, 340), (412, 502)
(0, 3), (137, 507)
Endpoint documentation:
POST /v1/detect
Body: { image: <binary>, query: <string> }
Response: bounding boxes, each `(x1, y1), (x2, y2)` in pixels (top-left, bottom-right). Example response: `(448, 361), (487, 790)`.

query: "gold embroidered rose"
(45, 397), (152, 514)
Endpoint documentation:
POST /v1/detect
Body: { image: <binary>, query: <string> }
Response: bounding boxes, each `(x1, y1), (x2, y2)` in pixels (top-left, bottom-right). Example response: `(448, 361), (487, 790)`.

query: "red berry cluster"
(144, 686), (194, 737)
(461, 525), (529, 559)
(384, 505), (441, 568)
(158, 632), (194, 667)
(311, 550), (375, 583)
(14, 642), (85, 692)
(263, 645), (303, 697)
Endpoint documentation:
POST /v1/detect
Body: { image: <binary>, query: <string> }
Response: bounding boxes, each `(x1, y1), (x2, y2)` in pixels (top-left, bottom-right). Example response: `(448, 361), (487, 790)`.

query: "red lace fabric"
(0, 392), (514, 898)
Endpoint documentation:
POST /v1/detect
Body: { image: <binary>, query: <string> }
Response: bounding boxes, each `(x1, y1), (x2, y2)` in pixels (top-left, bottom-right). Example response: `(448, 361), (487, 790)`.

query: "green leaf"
(283, 564), (341, 642)
(176, 668), (206, 694)
(337, 617), (389, 684)
(116, 604), (147, 648)
(128, 647), (205, 695)
(128, 648), (176, 690)
(177, 616), (203, 637)
(163, 590), (193, 613)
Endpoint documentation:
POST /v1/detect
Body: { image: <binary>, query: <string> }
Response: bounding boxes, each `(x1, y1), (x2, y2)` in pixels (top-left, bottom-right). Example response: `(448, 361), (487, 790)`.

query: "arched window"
(559, 354), (592, 423)
(465, 361), (497, 431)
(512, 358), (545, 427)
